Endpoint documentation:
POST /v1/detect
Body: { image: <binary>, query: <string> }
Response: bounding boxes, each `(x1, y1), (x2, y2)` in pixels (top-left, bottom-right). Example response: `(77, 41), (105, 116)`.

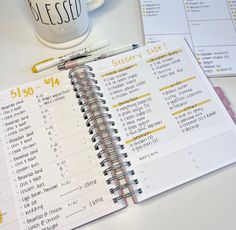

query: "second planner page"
(139, 0), (236, 77)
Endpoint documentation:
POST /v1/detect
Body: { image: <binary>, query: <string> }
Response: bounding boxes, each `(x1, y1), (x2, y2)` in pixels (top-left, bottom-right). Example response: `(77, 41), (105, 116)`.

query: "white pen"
(31, 40), (110, 73)
(57, 44), (139, 70)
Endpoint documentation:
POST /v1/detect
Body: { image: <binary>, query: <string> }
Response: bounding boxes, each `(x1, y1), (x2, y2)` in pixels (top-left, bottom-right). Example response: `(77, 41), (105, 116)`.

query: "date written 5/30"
(10, 87), (34, 98)
(10, 77), (61, 99)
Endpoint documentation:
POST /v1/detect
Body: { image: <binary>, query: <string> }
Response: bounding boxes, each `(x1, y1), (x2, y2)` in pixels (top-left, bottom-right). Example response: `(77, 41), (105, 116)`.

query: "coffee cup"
(26, 0), (105, 49)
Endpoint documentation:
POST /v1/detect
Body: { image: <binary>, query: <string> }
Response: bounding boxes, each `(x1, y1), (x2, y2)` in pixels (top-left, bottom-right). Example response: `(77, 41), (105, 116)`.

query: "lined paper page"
(88, 37), (236, 202)
(0, 72), (126, 230)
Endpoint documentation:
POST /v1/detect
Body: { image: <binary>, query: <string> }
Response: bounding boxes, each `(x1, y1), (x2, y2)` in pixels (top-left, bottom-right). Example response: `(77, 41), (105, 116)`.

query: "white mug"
(26, 0), (105, 49)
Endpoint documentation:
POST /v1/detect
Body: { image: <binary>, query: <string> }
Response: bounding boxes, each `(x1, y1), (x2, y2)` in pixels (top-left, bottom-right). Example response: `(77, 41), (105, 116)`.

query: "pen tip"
(132, 44), (139, 49)
(31, 66), (38, 73)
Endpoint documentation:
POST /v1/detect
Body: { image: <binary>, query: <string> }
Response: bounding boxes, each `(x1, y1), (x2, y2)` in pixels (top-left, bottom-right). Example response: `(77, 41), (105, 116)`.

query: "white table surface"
(0, 0), (236, 230)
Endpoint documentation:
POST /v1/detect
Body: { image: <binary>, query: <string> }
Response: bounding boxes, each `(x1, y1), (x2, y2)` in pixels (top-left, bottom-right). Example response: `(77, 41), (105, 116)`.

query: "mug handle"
(86, 0), (105, 12)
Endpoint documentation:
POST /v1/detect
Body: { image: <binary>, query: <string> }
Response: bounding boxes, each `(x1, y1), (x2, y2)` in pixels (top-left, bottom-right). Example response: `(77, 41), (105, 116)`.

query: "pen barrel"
(35, 59), (59, 72)
(32, 40), (110, 73)
(57, 43), (139, 71)
(60, 40), (110, 62)
(69, 45), (137, 68)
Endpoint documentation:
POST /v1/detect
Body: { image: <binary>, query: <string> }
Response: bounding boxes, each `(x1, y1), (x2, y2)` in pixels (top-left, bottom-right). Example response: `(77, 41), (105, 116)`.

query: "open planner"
(1, 37), (236, 230)
(139, 0), (236, 77)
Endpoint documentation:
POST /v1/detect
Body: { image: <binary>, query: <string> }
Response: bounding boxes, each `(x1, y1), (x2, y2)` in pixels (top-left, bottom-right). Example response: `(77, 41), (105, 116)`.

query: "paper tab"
(0, 210), (3, 224)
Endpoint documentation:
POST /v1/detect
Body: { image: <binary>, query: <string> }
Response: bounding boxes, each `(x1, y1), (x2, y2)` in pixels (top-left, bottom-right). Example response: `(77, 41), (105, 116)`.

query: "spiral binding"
(69, 65), (142, 203)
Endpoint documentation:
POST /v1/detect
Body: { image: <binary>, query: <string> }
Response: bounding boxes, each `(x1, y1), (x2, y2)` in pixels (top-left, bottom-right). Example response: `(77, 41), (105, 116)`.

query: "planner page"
(0, 72), (126, 230)
(139, 0), (236, 77)
(88, 37), (236, 202)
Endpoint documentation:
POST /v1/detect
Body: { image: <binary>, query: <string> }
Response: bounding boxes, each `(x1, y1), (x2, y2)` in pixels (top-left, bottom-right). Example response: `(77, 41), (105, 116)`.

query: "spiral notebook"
(1, 37), (236, 230)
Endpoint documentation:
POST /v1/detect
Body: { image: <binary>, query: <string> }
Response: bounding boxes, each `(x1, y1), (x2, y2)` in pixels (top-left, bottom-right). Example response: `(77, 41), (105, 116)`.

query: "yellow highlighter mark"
(101, 64), (137, 78)
(112, 93), (151, 108)
(44, 77), (60, 88)
(159, 76), (196, 92)
(172, 99), (211, 116)
(126, 125), (166, 144)
(0, 210), (3, 224)
(147, 49), (182, 63)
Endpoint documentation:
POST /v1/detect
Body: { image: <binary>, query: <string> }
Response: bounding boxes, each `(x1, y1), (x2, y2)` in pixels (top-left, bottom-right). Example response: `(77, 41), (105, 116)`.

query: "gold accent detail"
(31, 66), (38, 73)
(101, 64), (137, 78)
(125, 126), (166, 144)
(159, 76), (196, 91)
(112, 93), (151, 108)
(147, 49), (182, 63)
(172, 99), (211, 116)
(31, 58), (54, 73)
(35, 58), (53, 65)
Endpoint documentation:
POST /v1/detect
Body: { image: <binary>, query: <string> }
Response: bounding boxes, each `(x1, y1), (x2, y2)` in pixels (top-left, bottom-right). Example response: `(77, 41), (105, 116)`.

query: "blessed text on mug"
(28, 0), (83, 25)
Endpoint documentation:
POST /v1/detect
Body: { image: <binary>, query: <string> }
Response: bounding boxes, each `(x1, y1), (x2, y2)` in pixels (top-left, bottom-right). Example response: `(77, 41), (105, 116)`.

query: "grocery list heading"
(112, 42), (168, 67)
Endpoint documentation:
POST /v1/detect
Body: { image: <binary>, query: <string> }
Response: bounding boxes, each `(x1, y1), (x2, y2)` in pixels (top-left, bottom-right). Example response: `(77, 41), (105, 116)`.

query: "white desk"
(0, 0), (236, 229)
